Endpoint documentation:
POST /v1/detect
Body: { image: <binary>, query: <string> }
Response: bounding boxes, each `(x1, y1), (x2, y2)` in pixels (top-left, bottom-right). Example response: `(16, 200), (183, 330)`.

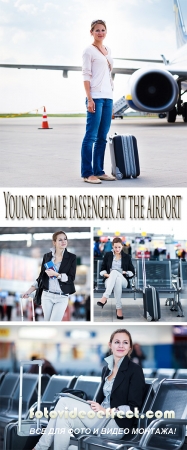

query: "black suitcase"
(142, 253), (161, 321)
(109, 134), (140, 179)
(3, 360), (44, 450)
(3, 424), (41, 450)
(143, 286), (161, 321)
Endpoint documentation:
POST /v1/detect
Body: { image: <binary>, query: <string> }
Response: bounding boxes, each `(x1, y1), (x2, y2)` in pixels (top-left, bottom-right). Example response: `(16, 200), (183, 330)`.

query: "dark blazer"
(37, 249), (76, 295)
(100, 251), (135, 281)
(96, 356), (145, 430)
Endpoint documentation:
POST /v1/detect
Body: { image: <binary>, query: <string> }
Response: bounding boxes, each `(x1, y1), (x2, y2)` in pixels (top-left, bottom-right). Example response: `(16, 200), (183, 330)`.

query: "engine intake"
(126, 68), (179, 113)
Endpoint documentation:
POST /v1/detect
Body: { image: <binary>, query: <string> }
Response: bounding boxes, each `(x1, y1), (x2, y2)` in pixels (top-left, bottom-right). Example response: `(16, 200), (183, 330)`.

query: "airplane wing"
(0, 63), (137, 77)
(1, 62), (186, 79)
(0, 64), (82, 78)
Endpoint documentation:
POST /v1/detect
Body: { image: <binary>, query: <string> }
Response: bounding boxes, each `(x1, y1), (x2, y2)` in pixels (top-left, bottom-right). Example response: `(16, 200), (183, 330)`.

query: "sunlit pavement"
(0, 116), (186, 187)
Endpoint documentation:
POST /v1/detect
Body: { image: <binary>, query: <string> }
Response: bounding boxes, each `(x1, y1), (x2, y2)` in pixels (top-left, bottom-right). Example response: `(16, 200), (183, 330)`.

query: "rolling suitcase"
(109, 133), (140, 179)
(142, 253), (161, 321)
(3, 360), (44, 450)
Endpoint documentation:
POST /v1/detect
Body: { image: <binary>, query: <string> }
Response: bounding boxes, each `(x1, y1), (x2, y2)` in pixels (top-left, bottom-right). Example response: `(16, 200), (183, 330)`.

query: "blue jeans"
(81, 98), (113, 178)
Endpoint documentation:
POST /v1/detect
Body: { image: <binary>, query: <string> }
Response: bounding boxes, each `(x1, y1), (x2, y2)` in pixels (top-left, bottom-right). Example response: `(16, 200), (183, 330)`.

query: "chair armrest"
(135, 418), (187, 450)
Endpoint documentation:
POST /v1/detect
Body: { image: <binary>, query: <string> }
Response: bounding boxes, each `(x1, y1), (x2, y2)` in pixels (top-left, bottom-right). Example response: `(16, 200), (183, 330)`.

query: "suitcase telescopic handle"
(141, 251), (146, 293)
(18, 360), (43, 433)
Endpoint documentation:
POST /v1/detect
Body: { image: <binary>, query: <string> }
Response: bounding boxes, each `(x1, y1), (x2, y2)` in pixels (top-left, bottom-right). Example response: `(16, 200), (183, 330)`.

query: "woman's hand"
(122, 271), (126, 275)
(22, 292), (30, 298)
(22, 287), (35, 298)
(87, 99), (95, 113)
(87, 401), (106, 413)
(104, 273), (110, 278)
(45, 269), (59, 278)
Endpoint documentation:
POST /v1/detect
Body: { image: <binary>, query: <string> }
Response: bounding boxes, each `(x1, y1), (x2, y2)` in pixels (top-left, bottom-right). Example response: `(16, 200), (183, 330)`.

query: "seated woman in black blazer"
(97, 237), (135, 319)
(22, 230), (76, 321)
(32, 328), (145, 450)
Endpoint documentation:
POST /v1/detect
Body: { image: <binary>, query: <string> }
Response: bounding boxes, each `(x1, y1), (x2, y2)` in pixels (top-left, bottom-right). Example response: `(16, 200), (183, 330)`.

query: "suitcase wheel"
(146, 313), (152, 322)
(132, 176), (137, 179)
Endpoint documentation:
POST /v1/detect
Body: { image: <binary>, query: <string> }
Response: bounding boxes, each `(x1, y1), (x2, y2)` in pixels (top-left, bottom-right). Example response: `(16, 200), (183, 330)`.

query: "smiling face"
(53, 233), (67, 252)
(109, 332), (132, 360)
(113, 242), (123, 255)
(91, 22), (107, 43)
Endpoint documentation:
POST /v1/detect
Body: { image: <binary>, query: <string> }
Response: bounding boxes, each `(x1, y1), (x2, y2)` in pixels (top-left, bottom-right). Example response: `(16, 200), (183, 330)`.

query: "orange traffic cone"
(38, 106), (53, 129)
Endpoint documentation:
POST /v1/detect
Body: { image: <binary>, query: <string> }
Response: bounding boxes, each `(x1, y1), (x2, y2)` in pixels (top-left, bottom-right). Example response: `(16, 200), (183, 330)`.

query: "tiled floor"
(94, 294), (186, 322)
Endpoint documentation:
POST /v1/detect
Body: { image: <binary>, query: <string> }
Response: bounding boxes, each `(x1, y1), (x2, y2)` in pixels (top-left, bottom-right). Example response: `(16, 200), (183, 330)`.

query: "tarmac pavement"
(0, 116), (186, 187)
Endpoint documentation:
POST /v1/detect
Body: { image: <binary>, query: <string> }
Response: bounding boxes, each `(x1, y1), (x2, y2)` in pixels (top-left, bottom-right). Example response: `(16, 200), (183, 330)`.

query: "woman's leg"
(81, 99), (103, 178)
(49, 295), (69, 321)
(93, 99), (113, 176)
(103, 270), (123, 299)
(41, 291), (54, 321)
(35, 396), (104, 450)
(113, 274), (128, 310)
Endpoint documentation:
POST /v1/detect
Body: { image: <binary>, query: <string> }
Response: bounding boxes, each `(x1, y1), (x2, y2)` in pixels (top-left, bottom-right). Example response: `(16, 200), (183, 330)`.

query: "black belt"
(43, 289), (67, 296)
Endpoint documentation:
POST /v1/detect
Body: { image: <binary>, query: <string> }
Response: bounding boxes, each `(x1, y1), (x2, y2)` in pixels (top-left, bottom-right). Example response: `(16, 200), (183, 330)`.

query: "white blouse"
(82, 44), (113, 99)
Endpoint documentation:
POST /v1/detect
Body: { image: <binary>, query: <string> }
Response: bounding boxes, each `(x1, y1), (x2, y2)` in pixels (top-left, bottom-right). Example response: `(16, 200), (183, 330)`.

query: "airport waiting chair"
(0, 373), (19, 414)
(0, 373), (5, 386)
(179, 260), (187, 293)
(34, 375), (102, 422)
(173, 260), (187, 318)
(28, 374), (77, 414)
(136, 260), (175, 293)
(94, 258), (102, 288)
(136, 260), (184, 317)
(131, 258), (137, 271)
(174, 369), (187, 379)
(143, 368), (155, 378)
(68, 377), (158, 450)
(169, 259), (179, 277)
(94, 259), (142, 301)
(82, 379), (187, 450)
(155, 368), (175, 383)
(165, 259), (179, 306)
(0, 373), (49, 434)
(2, 375), (106, 450)
(70, 378), (157, 450)
(57, 375), (102, 402)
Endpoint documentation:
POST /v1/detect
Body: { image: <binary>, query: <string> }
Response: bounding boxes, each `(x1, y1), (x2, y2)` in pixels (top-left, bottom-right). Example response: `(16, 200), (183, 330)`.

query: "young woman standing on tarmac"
(22, 231), (76, 321)
(81, 20), (116, 184)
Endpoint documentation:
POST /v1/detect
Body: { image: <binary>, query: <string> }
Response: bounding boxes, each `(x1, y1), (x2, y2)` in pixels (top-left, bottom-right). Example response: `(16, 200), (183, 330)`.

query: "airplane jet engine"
(125, 67), (179, 113)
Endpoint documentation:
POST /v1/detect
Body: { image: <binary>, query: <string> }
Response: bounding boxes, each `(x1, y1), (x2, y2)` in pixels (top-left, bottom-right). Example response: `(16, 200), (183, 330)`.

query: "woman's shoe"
(97, 299), (107, 308)
(116, 311), (124, 320)
(97, 174), (116, 181)
(84, 176), (101, 184)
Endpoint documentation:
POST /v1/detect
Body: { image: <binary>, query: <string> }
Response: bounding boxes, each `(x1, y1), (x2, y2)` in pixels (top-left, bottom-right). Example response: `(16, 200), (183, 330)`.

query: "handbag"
(33, 278), (43, 306)
(62, 388), (87, 400)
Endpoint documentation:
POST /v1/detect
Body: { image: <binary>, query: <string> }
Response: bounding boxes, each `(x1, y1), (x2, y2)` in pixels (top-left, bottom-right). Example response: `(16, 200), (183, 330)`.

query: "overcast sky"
(0, 0), (187, 113)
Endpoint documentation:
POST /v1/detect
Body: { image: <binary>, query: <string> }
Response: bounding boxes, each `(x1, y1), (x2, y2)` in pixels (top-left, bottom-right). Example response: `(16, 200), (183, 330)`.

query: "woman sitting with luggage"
(22, 230), (76, 321)
(32, 328), (145, 450)
(97, 237), (135, 319)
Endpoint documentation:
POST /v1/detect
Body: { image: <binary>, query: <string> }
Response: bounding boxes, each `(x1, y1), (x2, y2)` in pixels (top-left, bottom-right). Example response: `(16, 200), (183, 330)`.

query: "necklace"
(92, 43), (113, 90)
(92, 43), (111, 71)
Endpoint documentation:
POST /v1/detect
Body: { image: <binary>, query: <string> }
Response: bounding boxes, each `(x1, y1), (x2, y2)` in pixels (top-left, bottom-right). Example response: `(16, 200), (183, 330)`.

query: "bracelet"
(88, 100), (93, 102)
